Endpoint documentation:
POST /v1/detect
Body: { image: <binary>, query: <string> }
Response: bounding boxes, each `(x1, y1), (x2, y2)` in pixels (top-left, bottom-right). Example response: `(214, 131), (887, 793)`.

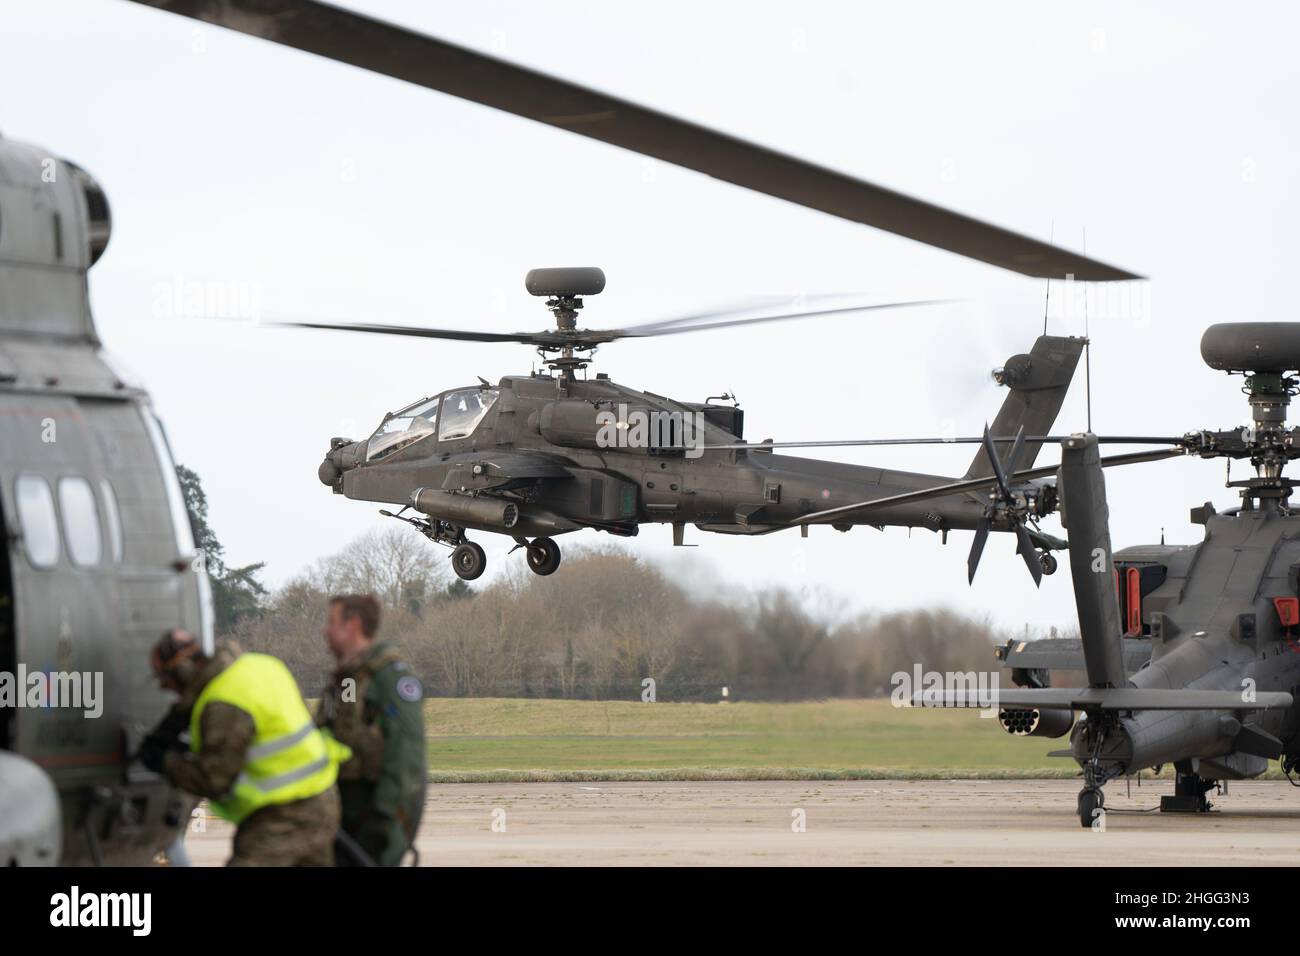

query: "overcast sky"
(4, 2), (1297, 631)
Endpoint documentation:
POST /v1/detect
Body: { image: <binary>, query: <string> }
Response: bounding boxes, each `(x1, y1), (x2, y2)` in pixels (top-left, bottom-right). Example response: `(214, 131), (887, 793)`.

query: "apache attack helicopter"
(308, 272), (1167, 583)
(118, 1), (1146, 581)
(908, 323), (1300, 827)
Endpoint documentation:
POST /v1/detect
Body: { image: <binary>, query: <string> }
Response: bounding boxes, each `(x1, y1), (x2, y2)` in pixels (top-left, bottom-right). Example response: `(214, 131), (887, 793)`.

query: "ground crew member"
(316, 594), (427, 866)
(139, 629), (350, 867)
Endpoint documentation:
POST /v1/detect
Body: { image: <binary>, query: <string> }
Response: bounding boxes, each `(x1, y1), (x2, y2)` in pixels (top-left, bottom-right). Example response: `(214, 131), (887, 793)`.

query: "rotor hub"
(1196, 324), (1300, 511)
(524, 267), (607, 376)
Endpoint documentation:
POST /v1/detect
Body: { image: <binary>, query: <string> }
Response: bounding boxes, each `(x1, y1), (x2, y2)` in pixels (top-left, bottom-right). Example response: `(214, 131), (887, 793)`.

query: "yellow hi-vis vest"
(190, 653), (351, 824)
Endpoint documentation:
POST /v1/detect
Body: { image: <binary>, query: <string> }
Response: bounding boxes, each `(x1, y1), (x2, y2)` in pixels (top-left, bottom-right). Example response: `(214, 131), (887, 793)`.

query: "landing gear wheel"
(1077, 787), (1105, 828)
(1040, 552), (1058, 576)
(451, 542), (486, 581)
(526, 537), (561, 576)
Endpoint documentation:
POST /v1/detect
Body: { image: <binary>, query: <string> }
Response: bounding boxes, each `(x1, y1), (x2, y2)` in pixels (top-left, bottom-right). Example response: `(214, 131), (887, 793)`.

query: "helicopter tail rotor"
(967, 424), (1044, 586)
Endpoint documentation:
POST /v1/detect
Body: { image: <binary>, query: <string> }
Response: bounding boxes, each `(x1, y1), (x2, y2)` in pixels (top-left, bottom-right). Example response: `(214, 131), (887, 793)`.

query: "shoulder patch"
(395, 675), (423, 703)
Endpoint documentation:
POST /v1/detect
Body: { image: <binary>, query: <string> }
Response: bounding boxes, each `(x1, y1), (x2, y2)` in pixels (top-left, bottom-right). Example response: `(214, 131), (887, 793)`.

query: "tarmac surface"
(184, 779), (1300, 866)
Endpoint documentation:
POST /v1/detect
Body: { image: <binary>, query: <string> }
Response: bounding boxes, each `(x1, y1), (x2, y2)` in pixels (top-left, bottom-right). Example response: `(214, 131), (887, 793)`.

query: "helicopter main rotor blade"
(125, 0), (1142, 281)
(1058, 433), (1127, 685)
(265, 320), (542, 345)
(269, 297), (943, 346)
(615, 299), (951, 339)
(797, 446), (1185, 526)
(705, 436), (1186, 451)
(618, 293), (875, 334)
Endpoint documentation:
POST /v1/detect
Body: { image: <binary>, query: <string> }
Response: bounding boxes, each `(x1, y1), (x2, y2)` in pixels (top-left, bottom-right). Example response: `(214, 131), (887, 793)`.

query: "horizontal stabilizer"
(913, 687), (1293, 712)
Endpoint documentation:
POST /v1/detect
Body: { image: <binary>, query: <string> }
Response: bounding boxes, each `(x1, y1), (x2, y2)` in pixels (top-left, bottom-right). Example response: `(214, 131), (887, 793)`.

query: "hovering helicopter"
(307, 269), (1170, 583)
(116, 1), (1145, 581)
(913, 323), (1300, 828)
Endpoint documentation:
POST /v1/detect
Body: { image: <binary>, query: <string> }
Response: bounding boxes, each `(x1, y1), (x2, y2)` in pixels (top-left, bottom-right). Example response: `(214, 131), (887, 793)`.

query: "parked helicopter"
(912, 322), (1300, 827)
(0, 134), (213, 865)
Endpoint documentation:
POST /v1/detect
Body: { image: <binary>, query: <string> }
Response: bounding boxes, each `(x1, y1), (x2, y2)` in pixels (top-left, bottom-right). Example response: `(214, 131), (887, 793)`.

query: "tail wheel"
(451, 541), (486, 580)
(1040, 552), (1059, 575)
(526, 537), (561, 576)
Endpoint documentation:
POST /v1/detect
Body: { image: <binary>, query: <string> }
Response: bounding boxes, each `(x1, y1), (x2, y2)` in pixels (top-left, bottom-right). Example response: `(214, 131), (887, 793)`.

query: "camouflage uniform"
(316, 641), (427, 866)
(163, 641), (340, 867)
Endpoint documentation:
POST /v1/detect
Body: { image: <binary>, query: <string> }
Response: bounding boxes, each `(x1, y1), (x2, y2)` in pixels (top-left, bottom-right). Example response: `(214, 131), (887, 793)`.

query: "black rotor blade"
(616, 299), (950, 339)
(1014, 523), (1044, 588)
(620, 293), (872, 334)
(797, 446), (1184, 526)
(126, 0), (1142, 281)
(967, 519), (991, 585)
(705, 435), (1187, 451)
(982, 423), (1014, 500)
(1003, 425), (1028, 477)
(265, 320), (541, 345)
(1059, 434), (1127, 686)
(269, 297), (942, 347)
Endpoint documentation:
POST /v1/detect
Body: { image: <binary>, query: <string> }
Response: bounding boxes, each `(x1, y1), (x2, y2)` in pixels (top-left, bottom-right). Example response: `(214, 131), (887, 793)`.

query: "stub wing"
(913, 687), (1293, 712)
(437, 452), (573, 491)
(999, 637), (1154, 674)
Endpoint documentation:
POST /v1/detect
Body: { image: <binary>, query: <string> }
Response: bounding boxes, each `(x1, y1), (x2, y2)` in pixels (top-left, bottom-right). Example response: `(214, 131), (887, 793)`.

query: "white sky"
(3, 2), (1297, 631)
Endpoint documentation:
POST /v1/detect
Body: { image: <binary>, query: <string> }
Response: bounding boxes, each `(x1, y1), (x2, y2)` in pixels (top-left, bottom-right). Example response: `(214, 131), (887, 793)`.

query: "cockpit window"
(367, 396), (439, 462)
(439, 388), (499, 442)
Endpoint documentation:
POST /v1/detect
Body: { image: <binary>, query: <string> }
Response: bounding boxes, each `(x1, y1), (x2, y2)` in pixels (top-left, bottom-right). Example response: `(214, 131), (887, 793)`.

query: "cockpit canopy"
(366, 387), (499, 462)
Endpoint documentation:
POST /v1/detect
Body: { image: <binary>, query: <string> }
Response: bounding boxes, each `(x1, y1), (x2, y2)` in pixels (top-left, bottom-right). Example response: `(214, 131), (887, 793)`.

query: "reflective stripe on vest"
(245, 720), (317, 761)
(190, 653), (351, 824)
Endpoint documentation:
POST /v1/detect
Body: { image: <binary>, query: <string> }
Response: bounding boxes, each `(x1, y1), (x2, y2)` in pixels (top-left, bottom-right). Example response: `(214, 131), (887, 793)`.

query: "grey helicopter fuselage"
(978, 324), (1300, 824)
(322, 370), (1049, 547)
(0, 136), (212, 865)
(332, 375), (982, 531)
(318, 329), (1085, 572)
(1072, 510), (1300, 780)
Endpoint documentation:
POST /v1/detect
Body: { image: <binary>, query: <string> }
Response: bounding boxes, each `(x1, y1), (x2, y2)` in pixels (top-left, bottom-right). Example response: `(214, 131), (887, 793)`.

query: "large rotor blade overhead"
(126, 0), (1142, 281)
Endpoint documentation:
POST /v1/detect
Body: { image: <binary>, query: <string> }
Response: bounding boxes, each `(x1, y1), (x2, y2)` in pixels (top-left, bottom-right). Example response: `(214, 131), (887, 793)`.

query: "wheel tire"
(1077, 788), (1104, 828)
(1040, 552), (1059, 576)
(451, 542), (486, 581)
(526, 537), (561, 576)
